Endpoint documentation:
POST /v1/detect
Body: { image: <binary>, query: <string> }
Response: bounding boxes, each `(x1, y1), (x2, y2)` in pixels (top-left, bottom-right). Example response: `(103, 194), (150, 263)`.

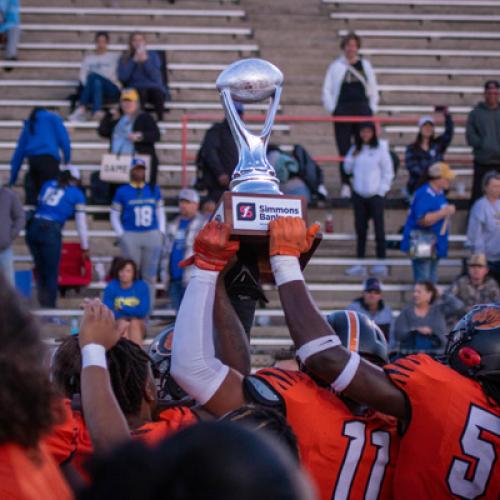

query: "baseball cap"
(121, 88), (139, 102)
(178, 188), (200, 204)
(130, 158), (147, 170)
(363, 277), (382, 293)
(484, 80), (500, 91)
(468, 254), (488, 267)
(428, 162), (456, 181)
(418, 115), (435, 128)
(64, 165), (81, 180)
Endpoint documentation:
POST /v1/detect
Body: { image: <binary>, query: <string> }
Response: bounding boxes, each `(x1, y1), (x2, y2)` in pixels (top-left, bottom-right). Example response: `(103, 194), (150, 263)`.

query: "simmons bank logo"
(236, 202), (256, 221)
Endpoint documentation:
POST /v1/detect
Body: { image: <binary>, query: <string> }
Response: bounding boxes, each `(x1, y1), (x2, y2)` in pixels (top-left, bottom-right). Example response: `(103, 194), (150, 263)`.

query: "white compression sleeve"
(157, 202), (166, 235)
(110, 208), (124, 237)
(170, 268), (229, 405)
(75, 211), (89, 250)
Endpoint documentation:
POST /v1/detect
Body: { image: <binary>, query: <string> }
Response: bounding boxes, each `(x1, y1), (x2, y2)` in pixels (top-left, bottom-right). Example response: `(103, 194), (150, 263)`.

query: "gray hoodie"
(466, 102), (500, 164)
(0, 187), (25, 251)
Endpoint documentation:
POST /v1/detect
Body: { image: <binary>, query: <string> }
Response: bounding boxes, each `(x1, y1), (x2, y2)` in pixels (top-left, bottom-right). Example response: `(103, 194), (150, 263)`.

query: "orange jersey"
(0, 442), (72, 500)
(256, 368), (398, 500)
(385, 354), (500, 499)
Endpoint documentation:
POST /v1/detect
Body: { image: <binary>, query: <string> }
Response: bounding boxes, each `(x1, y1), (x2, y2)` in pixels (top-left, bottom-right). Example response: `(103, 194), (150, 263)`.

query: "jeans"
(168, 280), (185, 312)
(137, 87), (165, 121)
(412, 258), (439, 284)
(26, 218), (62, 307)
(0, 247), (14, 285)
(80, 72), (121, 113)
(352, 192), (386, 258)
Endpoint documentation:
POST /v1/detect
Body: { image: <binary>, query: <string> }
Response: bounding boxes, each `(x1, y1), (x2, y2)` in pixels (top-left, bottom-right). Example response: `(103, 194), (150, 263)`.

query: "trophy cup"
(212, 58), (321, 281)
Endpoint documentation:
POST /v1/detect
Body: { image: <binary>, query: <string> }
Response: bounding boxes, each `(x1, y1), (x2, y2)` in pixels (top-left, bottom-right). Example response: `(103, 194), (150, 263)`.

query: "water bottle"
(70, 317), (79, 336)
(324, 213), (334, 234)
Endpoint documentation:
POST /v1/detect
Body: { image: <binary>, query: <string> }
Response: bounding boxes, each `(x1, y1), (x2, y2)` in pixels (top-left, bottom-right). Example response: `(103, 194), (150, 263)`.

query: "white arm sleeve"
(110, 208), (124, 238)
(75, 210), (89, 250)
(157, 202), (166, 235)
(170, 268), (229, 405)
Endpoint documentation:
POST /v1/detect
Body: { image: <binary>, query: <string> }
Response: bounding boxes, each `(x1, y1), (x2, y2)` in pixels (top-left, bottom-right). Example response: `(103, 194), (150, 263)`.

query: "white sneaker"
(68, 108), (87, 122)
(370, 264), (388, 277)
(340, 184), (351, 199)
(345, 264), (367, 277)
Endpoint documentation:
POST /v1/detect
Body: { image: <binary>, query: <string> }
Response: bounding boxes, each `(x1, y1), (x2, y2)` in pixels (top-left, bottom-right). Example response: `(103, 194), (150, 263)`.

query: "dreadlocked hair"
(52, 335), (81, 398)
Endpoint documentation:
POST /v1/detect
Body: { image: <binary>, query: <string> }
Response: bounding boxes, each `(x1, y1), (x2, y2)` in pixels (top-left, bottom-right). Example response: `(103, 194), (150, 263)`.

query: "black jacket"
(98, 111), (161, 185)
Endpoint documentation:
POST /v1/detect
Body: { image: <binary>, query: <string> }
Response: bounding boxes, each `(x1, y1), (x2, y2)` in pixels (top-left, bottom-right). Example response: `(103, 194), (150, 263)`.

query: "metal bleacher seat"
(331, 13), (500, 22)
(339, 29), (500, 40)
(360, 48), (500, 58)
(324, 0), (500, 6)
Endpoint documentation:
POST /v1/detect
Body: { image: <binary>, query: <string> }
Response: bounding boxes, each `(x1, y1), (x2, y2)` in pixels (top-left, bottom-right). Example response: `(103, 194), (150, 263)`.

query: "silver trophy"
(216, 58), (283, 195)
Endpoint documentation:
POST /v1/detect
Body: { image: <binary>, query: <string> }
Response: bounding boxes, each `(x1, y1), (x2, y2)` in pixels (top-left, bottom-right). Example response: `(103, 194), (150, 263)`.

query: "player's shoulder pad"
(243, 375), (286, 413)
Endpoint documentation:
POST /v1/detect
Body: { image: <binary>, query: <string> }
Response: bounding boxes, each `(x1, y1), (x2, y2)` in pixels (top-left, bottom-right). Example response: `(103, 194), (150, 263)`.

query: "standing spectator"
(9, 108), (71, 204)
(401, 162), (456, 283)
(393, 281), (447, 352)
(103, 258), (149, 345)
(26, 167), (89, 308)
(163, 188), (205, 311)
(0, 181), (24, 284)
(196, 103), (241, 203)
(343, 123), (394, 277)
(322, 32), (379, 198)
(118, 32), (167, 121)
(405, 108), (454, 197)
(0, 0), (20, 63)
(110, 158), (166, 311)
(98, 88), (160, 187)
(69, 31), (121, 122)
(466, 80), (500, 205)
(347, 277), (393, 340)
(467, 171), (500, 283)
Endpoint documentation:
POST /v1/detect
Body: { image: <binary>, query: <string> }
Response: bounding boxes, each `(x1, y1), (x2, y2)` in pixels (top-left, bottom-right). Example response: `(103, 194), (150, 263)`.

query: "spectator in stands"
(163, 188), (205, 311)
(322, 32), (379, 199)
(0, 0), (20, 64)
(0, 181), (24, 284)
(9, 108), (71, 204)
(118, 32), (167, 121)
(196, 103), (241, 203)
(404, 107), (454, 197)
(110, 158), (166, 312)
(26, 166), (88, 308)
(343, 123), (393, 277)
(467, 171), (500, 284)
(69, 31), (121, 122)
(393, 281), (447, 352)
(401, 162), (456, 283)
(103, 258), (149, 345)
(98, 88), (160, 186)
(346, 277), (393, 340)
(466, 80), (500, 205)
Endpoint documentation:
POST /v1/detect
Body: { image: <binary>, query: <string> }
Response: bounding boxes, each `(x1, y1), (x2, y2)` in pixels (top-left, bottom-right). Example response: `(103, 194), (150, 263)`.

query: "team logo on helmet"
(471, 308), (500, 331)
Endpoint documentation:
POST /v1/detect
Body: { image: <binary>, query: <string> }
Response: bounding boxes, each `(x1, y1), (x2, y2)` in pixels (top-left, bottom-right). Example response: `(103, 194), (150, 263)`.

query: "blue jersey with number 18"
(36, 180), (86, 225)
(112, 184), (162, 232)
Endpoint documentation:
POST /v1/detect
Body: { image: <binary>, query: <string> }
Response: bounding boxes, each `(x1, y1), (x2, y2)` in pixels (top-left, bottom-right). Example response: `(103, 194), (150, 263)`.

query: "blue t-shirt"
(401, 183), (450, 258)
(112, 183), (162, 232)
(169, 218), (191, 281)
(102, 279), (150, 319)
(35, 180), (86, 225)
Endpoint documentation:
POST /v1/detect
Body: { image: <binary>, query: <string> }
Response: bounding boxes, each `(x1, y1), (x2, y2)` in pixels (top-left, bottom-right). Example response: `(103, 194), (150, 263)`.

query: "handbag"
(99, 153), (151, 184)
(409, 229), (437, 259)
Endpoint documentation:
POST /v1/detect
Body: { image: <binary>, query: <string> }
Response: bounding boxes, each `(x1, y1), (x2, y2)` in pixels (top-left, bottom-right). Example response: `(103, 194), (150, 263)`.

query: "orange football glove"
(269, 217), (321, 257)
(180, 221), (240, 272)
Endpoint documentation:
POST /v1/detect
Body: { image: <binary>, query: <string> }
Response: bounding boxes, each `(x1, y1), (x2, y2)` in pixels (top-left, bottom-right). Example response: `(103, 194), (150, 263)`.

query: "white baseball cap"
(64, 165), (81, 180)
(418, 115), (435, 128)
(178, 188), (200, 204)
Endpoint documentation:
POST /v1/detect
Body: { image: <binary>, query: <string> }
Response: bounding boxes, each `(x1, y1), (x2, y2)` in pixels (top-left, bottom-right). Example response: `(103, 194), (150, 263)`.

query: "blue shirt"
(103, 279), (150, 319)
(112, 183), (162, 232)
(35, 180), (86, 225)
(111, 115), (134, 155)
(401, 183), (450, 258)
(169, 218), (191, 281)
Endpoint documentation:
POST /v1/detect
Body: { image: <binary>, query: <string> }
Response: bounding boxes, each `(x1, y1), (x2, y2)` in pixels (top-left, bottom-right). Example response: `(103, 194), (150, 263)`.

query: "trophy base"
(212, 192), (322, 283)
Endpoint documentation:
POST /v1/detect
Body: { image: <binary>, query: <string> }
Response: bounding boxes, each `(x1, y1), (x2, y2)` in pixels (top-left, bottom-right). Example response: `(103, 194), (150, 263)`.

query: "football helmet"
(445, 303), (500, 380)
(326, 310), (388, 365)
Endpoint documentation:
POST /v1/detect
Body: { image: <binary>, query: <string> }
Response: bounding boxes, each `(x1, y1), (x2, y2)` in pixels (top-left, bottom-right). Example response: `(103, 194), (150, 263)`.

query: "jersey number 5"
(447, 404), (499, 499)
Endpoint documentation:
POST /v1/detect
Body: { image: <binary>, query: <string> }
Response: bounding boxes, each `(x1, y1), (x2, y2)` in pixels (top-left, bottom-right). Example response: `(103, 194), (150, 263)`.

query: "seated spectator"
(118, 32), (167, 121)
(69, 31), (121, 122)
(163, 188), (205, 311)
(0, 0), (19, 64)
(347, 277), (393, 340)
(343, 123), (394, 277)
(404, 107), (454, 197)
(401, 162), (456, 283)
(98, 88), (160, 186)
(103, 258), (150, 344)
(393, 281), (447, 352)
(467, 171), (500, 284)
(9, 108), (71, 204)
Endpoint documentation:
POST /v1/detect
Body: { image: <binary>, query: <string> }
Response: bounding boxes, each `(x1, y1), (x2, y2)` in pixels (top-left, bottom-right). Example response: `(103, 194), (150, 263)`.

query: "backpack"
(292, 144), (325, 196)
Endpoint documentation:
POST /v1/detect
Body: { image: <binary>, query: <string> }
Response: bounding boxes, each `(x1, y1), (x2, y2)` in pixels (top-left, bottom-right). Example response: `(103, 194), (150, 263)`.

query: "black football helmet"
(445, 304), (500, 380)
(148, 324), (188, 401)
(326, 310), (388, 365)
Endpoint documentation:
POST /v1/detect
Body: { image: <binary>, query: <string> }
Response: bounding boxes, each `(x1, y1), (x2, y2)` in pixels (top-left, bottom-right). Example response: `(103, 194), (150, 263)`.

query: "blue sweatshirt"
(118, 51), (166, 94)
(103, 279), (150, 319)
(10, 110), (72, 185)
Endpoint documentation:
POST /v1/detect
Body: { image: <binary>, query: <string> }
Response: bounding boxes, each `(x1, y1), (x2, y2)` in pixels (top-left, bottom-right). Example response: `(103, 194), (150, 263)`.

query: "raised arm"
(269, 217), (408, 420)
